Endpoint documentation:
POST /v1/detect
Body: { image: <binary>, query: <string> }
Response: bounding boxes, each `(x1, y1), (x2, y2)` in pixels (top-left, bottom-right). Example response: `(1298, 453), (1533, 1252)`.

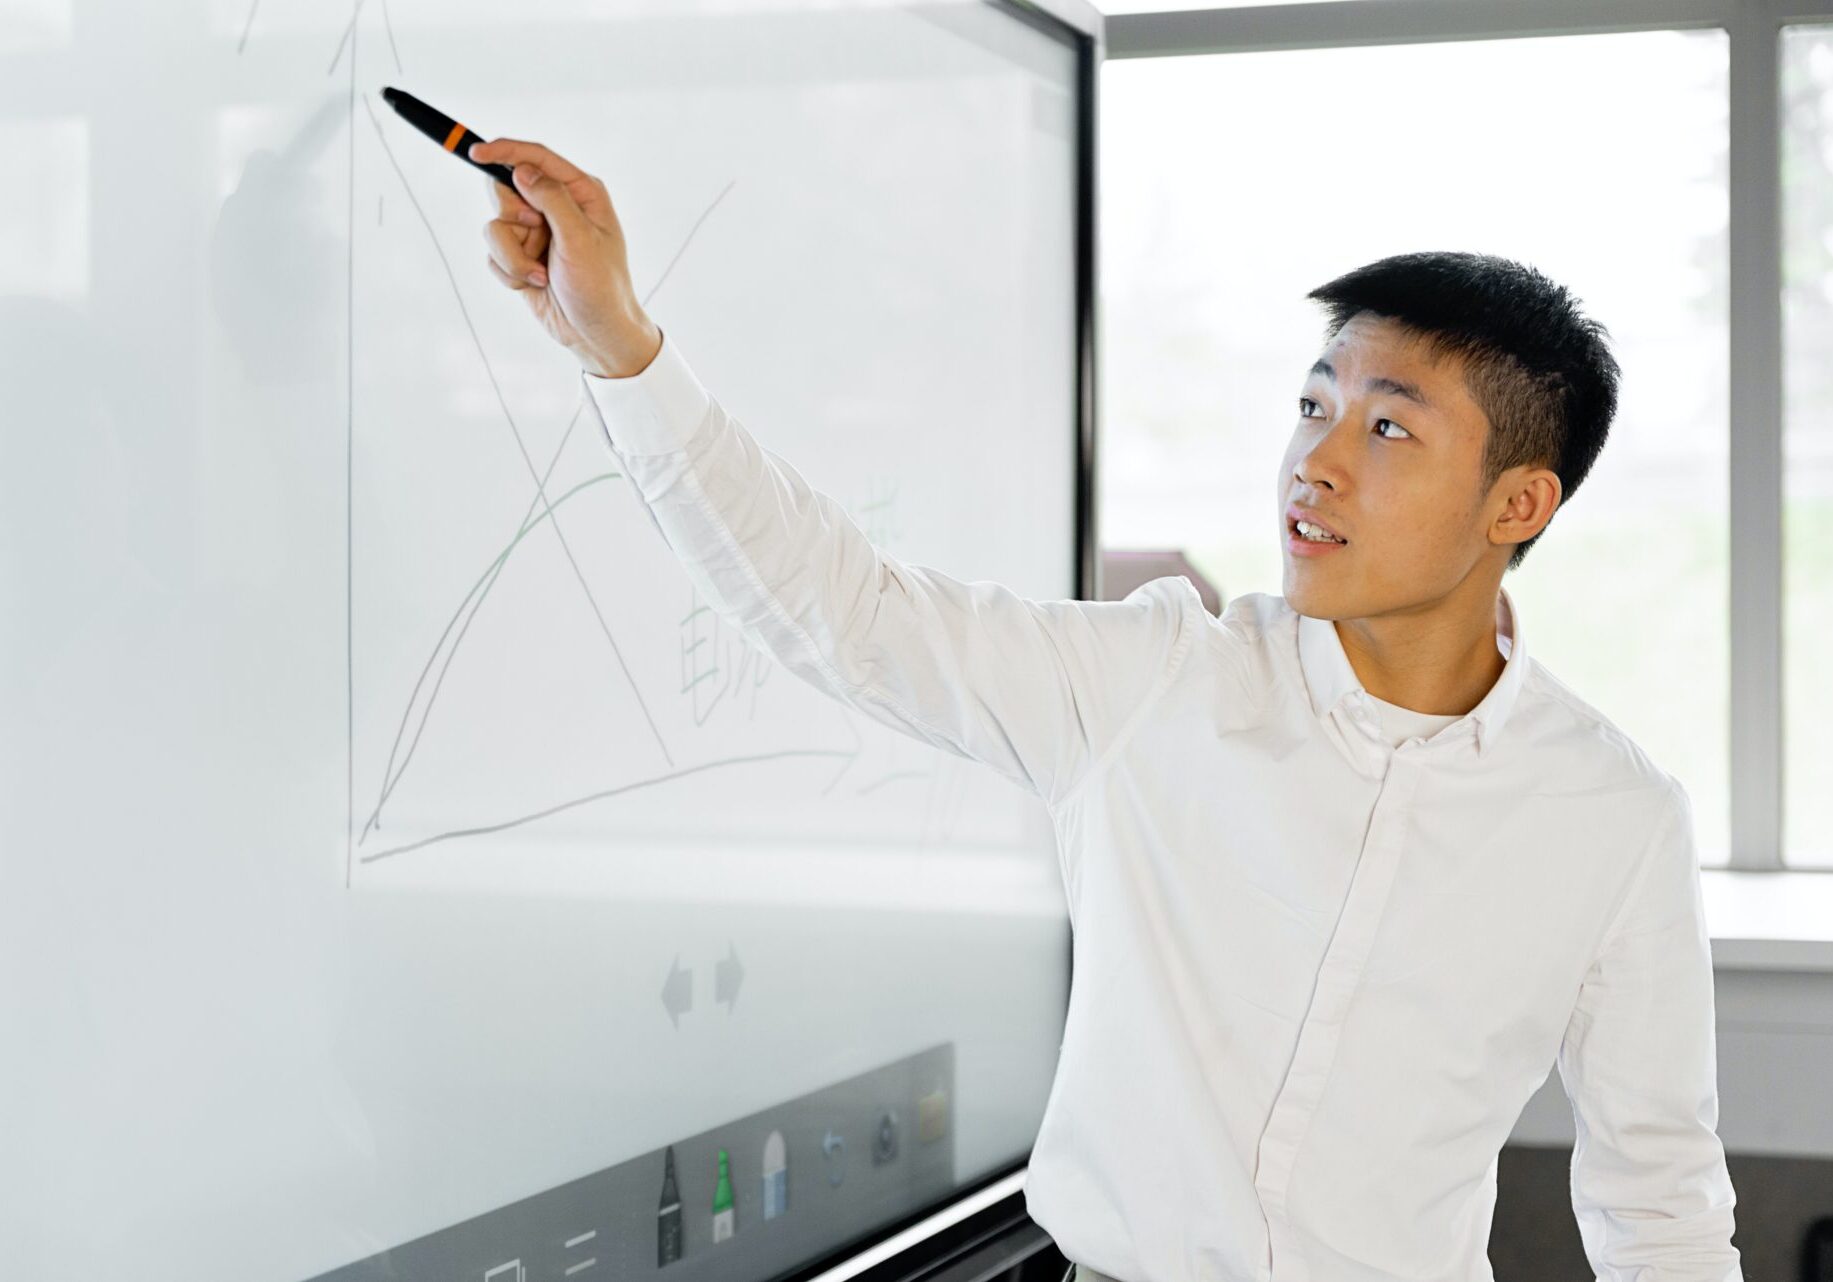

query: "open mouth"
(1288, 515), (1349, 547)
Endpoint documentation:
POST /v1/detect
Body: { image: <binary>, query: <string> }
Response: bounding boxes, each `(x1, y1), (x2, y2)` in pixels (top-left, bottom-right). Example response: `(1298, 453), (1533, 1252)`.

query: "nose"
(1291, 416), (1355, 493)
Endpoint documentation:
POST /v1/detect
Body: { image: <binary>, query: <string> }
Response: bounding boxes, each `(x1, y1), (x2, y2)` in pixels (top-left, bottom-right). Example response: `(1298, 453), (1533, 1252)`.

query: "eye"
(1298, 397), (1411, 441)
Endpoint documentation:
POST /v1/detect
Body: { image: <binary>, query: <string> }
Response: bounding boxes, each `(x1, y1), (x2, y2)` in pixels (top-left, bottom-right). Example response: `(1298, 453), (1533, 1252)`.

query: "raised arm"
(1555, 781), (1743, 1281)
(580, 328), (1195, 805)
(470, 136), (1202, 809)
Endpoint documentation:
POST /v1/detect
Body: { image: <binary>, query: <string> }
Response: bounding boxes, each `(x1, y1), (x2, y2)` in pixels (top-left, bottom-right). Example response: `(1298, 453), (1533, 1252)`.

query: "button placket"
(1251, 759), (1423, 1276)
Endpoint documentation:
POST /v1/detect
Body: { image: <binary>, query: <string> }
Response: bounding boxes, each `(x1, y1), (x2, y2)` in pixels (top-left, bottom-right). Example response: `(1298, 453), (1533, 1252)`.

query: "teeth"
(1296, 519), (1345, 543)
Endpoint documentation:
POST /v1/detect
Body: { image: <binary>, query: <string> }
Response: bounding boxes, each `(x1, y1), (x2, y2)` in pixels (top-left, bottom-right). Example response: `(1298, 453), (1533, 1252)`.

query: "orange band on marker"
(442, 122), (467, 152)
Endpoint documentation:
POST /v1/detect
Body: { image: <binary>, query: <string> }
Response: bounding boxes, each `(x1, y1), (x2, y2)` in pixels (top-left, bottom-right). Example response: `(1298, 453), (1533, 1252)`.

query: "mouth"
(1286, 513), (1350, 556)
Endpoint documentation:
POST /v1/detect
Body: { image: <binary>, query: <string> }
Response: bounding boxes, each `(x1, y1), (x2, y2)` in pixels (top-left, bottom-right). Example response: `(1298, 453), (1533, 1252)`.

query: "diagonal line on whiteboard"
(379, 0), (403, 75)
(236, 0), (260, 54)
(360, 92), (676, 769)
(362, 475), (622, 847)
(361, 402), (591, 843)
(328, 0), (365, 77)
(639, 178), (737, 309)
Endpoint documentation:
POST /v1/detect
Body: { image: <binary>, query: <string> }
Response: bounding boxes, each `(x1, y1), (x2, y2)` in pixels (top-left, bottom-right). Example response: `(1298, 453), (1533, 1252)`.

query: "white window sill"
(1702, 869), (1833, 973)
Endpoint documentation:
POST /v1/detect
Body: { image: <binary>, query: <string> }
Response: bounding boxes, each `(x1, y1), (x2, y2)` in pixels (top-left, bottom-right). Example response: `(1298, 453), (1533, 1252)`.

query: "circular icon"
(873, 1110), (899, 1165)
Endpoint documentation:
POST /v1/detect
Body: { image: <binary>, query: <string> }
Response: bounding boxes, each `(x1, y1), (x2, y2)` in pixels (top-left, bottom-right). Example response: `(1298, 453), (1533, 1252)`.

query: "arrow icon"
(661, 954), (693, 1030)
(715, 942), (744, 1013)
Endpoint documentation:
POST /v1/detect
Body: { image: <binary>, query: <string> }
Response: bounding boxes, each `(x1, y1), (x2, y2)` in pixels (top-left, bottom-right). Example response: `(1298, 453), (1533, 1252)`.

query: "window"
(1099, 30), (1733, 859)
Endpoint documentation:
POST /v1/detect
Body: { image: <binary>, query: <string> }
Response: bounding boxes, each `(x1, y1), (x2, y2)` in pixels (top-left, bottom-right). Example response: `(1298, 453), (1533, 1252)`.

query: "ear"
(1490, 465), (1562, 549)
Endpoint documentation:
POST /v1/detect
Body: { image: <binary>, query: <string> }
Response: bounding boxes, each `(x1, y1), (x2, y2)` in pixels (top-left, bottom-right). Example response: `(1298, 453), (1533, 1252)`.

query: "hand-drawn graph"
(332, 4), (1014, 886)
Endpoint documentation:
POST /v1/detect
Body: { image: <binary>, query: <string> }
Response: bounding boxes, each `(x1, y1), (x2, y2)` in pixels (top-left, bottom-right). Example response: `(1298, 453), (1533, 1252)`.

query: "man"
(469, 136), (1742, 1282)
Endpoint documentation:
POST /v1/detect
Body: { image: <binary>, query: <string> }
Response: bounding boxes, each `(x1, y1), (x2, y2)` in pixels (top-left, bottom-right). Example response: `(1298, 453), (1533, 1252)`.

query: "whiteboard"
(0, 0), (1097, 1279)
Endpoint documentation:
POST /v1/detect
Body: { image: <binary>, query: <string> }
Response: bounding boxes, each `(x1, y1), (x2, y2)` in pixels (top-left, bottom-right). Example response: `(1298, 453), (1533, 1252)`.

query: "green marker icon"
(711, 1148), (735, 1243)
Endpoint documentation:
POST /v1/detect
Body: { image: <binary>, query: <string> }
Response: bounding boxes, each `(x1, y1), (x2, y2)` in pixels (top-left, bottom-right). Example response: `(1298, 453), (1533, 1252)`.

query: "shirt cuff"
(579, 325), (714, 456)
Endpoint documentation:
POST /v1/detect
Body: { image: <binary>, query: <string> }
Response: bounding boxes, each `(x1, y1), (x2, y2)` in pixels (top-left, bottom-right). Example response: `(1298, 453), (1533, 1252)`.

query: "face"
(1278, 312), (1533, 621)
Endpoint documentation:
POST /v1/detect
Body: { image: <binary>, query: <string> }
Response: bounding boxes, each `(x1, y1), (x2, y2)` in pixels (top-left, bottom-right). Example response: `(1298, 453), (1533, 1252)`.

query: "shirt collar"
(1297, 584), (1527, 758)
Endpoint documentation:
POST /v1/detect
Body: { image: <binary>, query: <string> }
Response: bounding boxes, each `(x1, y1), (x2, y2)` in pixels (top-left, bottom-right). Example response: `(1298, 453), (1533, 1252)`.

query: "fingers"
(482, 219), (548, 288)
(471, 137), (612, 223)
(523, 216), (550, 263)
(485, 170), (544, 227)
(508, 163), (592, 239)
(485, 257), (537, 293)
(468, 137), (586, 182)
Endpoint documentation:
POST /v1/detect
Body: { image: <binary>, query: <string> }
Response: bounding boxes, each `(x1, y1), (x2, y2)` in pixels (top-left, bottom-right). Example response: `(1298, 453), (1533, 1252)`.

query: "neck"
(1333, 580), (1508, 717)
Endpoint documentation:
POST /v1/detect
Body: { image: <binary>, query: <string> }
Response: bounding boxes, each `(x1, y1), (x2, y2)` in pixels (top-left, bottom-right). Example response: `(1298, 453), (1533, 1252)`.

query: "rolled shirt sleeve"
(1556, 780), (1743, 1281)
(578, 327), (1199, 810)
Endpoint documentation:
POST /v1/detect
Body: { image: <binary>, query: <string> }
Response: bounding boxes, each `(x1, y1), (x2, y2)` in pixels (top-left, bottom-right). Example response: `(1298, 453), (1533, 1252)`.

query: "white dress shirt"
(580, 329), (1742, 1282)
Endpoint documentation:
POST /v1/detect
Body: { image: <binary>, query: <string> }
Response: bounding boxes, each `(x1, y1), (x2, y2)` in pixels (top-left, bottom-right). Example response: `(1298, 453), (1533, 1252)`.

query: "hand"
(469, 137), (662, 378)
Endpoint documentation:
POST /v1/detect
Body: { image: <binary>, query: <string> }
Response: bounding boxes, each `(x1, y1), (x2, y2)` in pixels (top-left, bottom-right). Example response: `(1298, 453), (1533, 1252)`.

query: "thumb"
(513, 164), (587, 237)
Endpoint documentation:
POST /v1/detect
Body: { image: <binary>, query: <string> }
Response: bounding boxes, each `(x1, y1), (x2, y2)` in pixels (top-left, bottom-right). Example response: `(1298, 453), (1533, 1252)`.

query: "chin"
(1282, 572), (1325, 617)
(1282, 569), (1353, 620)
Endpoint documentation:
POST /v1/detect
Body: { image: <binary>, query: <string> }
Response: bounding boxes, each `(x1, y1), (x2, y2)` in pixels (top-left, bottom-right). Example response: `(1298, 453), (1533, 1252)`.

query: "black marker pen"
(380, 86), (516, 189)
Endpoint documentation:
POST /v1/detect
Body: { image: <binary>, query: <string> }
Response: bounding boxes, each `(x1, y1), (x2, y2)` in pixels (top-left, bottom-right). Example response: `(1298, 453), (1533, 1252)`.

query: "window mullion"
(1727, 8), (1786, 870)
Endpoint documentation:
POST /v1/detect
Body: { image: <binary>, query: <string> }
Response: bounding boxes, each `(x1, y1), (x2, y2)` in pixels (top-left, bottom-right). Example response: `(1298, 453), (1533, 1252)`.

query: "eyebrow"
(1307, 358), (1435, 411)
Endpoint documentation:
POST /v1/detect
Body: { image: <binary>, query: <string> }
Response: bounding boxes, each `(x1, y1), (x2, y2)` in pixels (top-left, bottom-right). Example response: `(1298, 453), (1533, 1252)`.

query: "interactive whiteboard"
(0, 1), (1097, 1279)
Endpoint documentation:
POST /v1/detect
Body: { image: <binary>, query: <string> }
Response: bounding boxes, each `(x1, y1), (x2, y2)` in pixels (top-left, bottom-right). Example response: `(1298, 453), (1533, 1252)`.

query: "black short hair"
(1304, 250), (1621, 572)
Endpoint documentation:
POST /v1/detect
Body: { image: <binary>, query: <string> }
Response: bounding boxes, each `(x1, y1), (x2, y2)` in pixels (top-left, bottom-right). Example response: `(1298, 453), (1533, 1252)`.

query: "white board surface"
(0, 1), (1087, 1279)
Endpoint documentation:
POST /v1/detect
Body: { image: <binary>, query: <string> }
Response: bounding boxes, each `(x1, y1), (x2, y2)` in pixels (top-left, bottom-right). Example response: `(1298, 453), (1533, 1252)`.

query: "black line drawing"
(324, 0), (402, 77)
(359, 457), (616, 844)
(347, 85), (761, 857)
(236, 0), (259, 54)
(678, 586), (773, 729)
(379, 0), (403, 75)
(329, 0), (364, 77)
(358, 749), (859, 864)
(340, 45), (967, 867)
(679, 601), (722, 724)
(360, 90), (675, 768)
(645, 179), (737, 306)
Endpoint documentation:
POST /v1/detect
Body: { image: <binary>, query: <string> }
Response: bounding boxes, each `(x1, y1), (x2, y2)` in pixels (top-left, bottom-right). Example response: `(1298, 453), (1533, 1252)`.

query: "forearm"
(578, 327), (1195, 805)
